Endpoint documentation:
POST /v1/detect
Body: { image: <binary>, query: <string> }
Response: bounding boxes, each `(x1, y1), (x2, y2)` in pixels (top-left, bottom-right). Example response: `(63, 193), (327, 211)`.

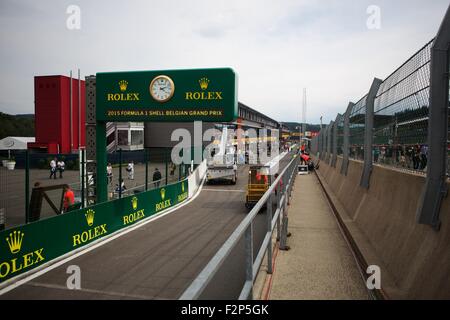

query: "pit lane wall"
(314, 156), (450, 299)
(0, 179), (190, 284)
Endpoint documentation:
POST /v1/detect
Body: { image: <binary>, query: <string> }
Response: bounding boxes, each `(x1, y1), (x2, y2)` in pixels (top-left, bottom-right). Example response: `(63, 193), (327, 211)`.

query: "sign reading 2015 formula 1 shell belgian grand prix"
(96, 68), (238, 122)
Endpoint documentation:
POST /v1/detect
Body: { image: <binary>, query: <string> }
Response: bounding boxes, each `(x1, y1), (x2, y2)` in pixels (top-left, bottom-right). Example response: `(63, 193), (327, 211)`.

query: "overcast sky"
(0, 0), (448, 124)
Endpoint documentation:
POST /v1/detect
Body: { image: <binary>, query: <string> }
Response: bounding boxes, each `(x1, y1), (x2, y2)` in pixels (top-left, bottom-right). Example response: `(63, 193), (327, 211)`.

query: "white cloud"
(0, 0), (448, 124)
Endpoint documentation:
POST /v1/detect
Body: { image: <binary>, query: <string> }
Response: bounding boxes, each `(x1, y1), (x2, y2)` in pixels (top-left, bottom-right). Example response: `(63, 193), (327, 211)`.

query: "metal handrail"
(180, 153), (300, 300)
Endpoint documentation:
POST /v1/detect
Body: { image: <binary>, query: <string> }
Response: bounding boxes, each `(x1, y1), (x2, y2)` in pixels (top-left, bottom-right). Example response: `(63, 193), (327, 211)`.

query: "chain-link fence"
(0, 151), (82, 230)
(373, 39), (433, 172)
(349, 95), (367, 161)
(105, 148), (187, 201)
(0, 147), (193, 231)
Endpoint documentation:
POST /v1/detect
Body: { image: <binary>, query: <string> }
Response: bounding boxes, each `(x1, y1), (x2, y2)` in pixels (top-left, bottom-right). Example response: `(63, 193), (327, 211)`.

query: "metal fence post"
(119, 148), (122, 199)
(320, 126), (326, 161)
(319, 128), (325, 160)
(360, 78), (383, 189)
(279, 163), (293, 251)
(316, 131), (321, 157)
(25, 149), (30, 224)
(276, 180), (281, 242)
(341, 102), (354, 176)
(145, 148), (149, 191)
(81, 148), (85, 208)
(331, 114), (341, 168)
(165, 147), (169, 186)
(279, 200), (289, 250)
(327, 121), (334, 164)
(416, 5), (450, 230)
(267, 191), (273, 274)
(244, 223), (254, 300)
(321, 127), (326, 161)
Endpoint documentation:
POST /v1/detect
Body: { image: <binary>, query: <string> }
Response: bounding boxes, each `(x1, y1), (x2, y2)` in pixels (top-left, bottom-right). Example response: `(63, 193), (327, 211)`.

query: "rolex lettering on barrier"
(0, 180), (190, 283)
(156, 188), (171, 212)
(72, 209), (108, 247)
(123, 196), (146, 226)
(0, 231), (45, 279)
(178, 181), (188, 202)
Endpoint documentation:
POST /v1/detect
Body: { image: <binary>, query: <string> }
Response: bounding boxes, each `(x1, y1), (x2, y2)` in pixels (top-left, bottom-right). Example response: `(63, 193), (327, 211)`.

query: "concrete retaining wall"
(314, 156), (450, 299)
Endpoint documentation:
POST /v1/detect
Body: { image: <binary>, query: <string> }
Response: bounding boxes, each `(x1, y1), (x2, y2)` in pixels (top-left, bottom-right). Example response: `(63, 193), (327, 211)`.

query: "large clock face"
(149, 75), (175, 102)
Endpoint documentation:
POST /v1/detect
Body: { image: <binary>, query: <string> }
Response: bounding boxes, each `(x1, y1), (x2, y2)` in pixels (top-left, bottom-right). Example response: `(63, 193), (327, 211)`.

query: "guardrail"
(180, 153), (300, 300)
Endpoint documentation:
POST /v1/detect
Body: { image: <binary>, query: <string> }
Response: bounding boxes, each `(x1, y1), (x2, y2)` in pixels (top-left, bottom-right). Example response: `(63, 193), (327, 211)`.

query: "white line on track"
(0, 178), (206, 296)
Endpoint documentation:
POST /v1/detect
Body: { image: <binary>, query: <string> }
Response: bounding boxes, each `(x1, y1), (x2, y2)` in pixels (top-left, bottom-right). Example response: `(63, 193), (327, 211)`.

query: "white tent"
(0, 137), (35, 150)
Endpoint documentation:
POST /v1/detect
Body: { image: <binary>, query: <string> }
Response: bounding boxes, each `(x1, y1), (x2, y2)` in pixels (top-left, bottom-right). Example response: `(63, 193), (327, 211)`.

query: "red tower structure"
(28, 75), (86, 154)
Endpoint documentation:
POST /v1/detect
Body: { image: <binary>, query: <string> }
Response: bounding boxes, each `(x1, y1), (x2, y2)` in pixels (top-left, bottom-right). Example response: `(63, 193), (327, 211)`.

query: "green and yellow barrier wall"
(0, 179), (189, 283)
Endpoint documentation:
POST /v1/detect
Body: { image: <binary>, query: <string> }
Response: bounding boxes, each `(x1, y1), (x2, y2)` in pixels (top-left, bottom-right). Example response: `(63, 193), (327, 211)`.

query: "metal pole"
(267, 191), (273, 274)
(331, 114), (340, 168)
(96, 121), (107, 203)
(119, 148), (122, 199)
(25, 149), (30, 224)
(276, 180), (281, 241)
(416, 4), (450, 229)
(244, 223), (254, 300)
(86, 159), (90, 205)
(341, 102), (354, 176)
(81, 148), (85, 208)
(78, 69), (81, 149)
(361, 78), (383, 189)
(145, 148), (149, 191)
(165, 147), (169, 186)
(179, 147), (183, 181)
(327, 121), (333, 164)
(70, 70), (73, 153)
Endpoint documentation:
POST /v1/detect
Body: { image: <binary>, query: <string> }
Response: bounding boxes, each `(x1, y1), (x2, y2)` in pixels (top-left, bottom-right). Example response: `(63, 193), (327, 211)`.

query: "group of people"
(106, 161), (165, 193)
(373, 144), (428, 170)
(49, 158), (65, 179)
(107, 161), (135, 185)
(45, 158), (174, 211)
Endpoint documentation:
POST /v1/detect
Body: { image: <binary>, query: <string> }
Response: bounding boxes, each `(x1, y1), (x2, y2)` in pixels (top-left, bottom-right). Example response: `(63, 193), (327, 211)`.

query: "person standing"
(106, 163), (113, 184)
(49, 158), (57, 179)
(127, 161), (134, 180)
(153, 168), (162, 188)
(63, 185), (75, 213)
(57, 159), (65, 179)
(170, 162), (176, 176)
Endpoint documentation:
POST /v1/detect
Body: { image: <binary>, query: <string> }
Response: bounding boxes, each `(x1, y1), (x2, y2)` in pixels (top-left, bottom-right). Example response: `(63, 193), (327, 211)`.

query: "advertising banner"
(96, 68), (238, 122)
(0, 180), (189, 283)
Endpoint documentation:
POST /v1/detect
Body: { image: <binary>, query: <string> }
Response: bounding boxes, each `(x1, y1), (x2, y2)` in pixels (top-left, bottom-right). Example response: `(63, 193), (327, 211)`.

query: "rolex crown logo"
(85, 209), (95, 227)
(132, 196), (138, 210)
(161, 188), (166, 200)
(6, 230), (24, 254)
(199, 77), (210, 90)
(119, 80), (128, 92)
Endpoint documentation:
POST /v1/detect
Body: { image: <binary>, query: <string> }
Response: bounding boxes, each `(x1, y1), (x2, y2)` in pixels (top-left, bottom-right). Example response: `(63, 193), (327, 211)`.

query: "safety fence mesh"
(373, 39), (433, 172)
(349, 95), (367, 161)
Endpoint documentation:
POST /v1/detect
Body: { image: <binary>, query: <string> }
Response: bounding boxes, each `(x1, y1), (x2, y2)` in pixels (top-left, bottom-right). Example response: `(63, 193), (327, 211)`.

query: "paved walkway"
(262, 173), (369, 300)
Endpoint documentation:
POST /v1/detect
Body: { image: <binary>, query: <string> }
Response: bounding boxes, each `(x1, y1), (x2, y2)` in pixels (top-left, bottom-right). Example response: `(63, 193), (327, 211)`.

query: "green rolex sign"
(96, 68), (238, 122)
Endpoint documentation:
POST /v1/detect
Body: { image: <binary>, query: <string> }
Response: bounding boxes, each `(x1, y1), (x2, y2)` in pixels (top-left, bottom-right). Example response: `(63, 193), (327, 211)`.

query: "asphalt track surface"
(0, 152), (294, 300)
